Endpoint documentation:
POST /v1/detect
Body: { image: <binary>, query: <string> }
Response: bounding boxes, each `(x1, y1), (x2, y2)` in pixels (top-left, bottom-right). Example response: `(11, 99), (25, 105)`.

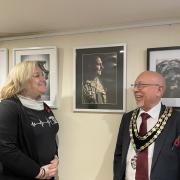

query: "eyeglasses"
(32, 72), (49, 80)
(131, 83), (161, 90)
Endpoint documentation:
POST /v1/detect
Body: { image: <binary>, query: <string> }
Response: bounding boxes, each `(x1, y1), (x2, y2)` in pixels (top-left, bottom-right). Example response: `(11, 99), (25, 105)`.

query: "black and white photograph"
(147, 46), (180, 107)
(74, 44), (126, 112)
(13, 46), (58, 108)
(0, 48), (8, 87)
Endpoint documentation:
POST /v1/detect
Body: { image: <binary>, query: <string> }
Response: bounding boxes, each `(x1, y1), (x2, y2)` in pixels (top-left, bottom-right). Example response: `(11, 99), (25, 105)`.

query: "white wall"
(1, 23), (180, 180)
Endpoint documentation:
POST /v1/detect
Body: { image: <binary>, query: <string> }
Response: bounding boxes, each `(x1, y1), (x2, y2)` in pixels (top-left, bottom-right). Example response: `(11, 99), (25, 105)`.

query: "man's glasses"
(131, 83), (161, 90)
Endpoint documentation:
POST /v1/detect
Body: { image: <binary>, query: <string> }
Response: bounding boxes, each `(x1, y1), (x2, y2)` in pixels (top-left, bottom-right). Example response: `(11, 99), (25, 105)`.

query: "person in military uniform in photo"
(82, 56), (107, 104)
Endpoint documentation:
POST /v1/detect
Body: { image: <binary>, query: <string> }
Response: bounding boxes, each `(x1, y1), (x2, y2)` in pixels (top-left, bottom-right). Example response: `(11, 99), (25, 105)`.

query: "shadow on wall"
(55, 173), (59, 180)
(54, 96), (75, 180)
(55, 95), (123, 180)
(95, 117), (121, 180)
(95, 87), (135, 180)
(126, 87), (136, 112)
(55, 135), (60, 180)
(54, 48), (64, 180)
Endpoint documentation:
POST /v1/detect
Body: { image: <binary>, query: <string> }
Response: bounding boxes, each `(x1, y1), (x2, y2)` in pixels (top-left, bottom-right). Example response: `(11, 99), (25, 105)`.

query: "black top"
(0, 96), (59, 180)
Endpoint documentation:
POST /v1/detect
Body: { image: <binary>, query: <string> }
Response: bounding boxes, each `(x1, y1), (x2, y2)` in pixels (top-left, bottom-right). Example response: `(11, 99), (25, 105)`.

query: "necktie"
(135, 113), (150, 180)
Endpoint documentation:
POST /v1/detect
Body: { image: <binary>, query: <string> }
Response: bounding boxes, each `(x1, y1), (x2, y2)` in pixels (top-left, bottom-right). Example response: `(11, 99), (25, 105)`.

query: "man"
(113, 71), (180, 180)
(82, 56), (107, 104)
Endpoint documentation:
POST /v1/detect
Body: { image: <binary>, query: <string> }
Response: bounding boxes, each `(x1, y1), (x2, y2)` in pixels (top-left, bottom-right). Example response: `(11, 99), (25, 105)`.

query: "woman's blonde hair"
(0, 61), (37, 99)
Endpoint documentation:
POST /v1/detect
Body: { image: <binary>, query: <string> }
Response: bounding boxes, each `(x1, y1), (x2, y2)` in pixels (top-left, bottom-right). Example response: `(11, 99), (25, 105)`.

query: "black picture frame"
(74, 44), (126, 113)
(147, 46), (180, 107)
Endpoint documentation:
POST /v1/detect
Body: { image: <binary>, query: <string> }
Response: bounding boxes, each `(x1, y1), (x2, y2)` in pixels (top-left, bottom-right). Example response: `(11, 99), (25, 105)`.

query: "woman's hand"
(35, 155), (59, 179)
(48, 155), (59, 178)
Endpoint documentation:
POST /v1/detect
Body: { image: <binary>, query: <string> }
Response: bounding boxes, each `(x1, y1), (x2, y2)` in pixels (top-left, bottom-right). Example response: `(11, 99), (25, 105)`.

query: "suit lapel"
(122, 110), (140, 162)
(122, 125), (131, 163)
(121, 114), (132, 167)
(151, 105), (171, 170)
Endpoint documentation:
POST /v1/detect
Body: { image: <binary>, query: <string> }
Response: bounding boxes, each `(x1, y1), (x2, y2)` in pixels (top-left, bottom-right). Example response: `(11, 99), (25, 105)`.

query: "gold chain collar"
(129, 106), (173, 152)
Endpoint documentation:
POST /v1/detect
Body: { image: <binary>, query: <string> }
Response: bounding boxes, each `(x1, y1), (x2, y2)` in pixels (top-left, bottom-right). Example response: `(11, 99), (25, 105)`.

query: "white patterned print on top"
(31, 116), (58, 127)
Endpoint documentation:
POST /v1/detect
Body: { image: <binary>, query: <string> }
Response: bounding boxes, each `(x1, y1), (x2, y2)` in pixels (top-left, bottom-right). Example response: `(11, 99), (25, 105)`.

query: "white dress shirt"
(125, 101), (161, 180)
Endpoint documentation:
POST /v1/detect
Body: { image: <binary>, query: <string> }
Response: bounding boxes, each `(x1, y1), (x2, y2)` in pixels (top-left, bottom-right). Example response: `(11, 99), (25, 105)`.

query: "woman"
(0, 61), (59, 179)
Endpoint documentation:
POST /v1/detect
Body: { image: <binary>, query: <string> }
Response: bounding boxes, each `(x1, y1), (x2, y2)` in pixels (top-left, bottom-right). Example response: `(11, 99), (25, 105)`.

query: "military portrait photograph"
(74, 44), (126, 112)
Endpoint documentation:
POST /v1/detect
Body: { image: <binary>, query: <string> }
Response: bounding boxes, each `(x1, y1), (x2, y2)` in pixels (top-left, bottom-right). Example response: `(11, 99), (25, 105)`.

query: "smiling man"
(113, 71), (180, 180)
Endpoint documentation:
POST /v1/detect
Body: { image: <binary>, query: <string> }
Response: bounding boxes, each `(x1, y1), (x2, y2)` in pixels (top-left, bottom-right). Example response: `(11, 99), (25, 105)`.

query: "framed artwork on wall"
(13, 46), (58, 108)
(74, 43), (126, 113)
(147, 46), (180, 107)
(0, 48), (8, 87)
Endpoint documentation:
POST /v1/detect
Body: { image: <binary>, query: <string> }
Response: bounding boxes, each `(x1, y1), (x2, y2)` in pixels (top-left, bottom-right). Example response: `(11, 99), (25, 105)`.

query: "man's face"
(95, 57), (104, 75)
(133, 73), (163, 111)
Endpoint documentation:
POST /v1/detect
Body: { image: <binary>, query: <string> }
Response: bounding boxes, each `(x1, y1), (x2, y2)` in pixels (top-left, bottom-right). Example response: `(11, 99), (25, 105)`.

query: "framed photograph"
(74, 43), (126, 113)
(0, 48), (8, 87)
(147, 46), (180, 107)
(13, 46), (58, 108)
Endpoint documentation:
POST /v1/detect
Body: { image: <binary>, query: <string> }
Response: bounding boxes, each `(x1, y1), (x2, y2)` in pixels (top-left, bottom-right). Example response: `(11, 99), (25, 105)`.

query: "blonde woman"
(0, 61), (59, 180)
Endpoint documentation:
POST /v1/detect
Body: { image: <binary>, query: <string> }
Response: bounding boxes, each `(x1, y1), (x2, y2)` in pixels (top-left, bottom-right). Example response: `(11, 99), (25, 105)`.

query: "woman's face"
(23, 65), (47, 99)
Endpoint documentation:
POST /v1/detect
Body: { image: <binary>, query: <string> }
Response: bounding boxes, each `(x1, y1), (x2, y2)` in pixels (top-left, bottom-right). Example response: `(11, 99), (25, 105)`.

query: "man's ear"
(158, 85), (164, 97)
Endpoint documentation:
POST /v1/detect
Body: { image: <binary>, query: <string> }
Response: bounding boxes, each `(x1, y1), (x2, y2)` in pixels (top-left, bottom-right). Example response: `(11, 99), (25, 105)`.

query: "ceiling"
(1, 0), (180, 39)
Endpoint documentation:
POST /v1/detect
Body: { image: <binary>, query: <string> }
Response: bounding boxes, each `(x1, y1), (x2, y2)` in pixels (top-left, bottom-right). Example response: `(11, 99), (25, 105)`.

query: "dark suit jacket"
(113, 105), (180, 180)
